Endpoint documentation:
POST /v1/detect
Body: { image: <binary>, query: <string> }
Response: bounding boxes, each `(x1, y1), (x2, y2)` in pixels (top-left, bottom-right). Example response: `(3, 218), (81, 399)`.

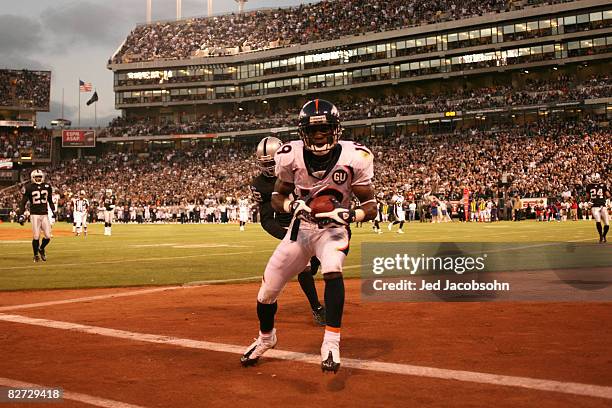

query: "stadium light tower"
(146, 0), (152, 23)
(235, 0), (247, 14)
(176, 0), (182, 20)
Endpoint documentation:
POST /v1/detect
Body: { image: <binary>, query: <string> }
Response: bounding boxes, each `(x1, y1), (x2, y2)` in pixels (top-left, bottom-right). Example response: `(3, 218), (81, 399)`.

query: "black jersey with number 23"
(21, 182), (54, 215)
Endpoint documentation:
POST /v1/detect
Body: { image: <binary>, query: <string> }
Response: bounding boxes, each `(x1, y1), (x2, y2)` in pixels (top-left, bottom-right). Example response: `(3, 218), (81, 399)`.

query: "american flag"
(79, 80), (92, 92)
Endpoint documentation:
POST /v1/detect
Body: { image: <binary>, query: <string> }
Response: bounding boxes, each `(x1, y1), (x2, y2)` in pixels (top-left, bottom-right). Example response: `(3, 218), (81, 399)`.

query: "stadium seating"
(111, 0), (574, 63)
(0, 69), (51, 110)
(99, 74), (610, 138)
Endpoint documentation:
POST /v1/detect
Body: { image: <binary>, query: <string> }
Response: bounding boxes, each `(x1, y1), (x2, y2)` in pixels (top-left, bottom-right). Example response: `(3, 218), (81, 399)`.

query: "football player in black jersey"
(18, 170), (55, 262)
(251, 136), (326, 326)
(586, 173), (610, 243)
(102, 189), (116, 236)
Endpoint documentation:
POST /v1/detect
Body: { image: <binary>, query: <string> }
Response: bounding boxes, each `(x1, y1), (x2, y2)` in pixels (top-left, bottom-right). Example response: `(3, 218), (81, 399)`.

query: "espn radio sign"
(62, 130), (96, 148)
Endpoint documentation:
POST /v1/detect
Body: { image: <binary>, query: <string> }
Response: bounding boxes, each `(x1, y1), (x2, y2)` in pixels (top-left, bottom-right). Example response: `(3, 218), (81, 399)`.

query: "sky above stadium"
(0, 0), (303, 127)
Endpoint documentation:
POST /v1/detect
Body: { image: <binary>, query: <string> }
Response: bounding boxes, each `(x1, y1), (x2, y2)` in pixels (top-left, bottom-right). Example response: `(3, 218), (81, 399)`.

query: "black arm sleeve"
(260, 200), (288, 240)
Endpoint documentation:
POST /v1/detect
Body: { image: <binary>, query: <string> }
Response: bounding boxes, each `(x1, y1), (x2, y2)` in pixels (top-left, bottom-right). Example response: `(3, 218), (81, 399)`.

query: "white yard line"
(183, 276), (261, 286)
(0, 250), (271, 271)
(0, 376), (149, 408)
(0, 313), (610, 400)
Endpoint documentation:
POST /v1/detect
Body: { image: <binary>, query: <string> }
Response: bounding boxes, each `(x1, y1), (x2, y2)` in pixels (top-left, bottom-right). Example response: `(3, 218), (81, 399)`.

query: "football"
(308, 195), (336, 215)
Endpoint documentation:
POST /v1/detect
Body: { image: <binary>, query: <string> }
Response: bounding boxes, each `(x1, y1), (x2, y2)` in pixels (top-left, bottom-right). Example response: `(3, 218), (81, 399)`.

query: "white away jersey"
(274, 140), (373, 209)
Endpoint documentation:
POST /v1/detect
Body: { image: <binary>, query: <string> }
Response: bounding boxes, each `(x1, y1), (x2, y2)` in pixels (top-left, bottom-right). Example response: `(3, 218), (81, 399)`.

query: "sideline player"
(48, 188), (60, 225)
(74, 190), (89, 237)
(388, 191), (405, 233)
(372, 193), (383, 234)
(251, 136), (326, 326)
(238, 196), (249, 231)
(103, 189), (116, 236)
(18, 170), (55, 262)
(586, 173), (610, 243)
(241, 99), (377, 373)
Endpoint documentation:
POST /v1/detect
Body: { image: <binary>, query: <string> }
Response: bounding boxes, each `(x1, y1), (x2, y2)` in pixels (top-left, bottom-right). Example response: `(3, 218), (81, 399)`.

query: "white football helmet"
(256, 136), (283, 177)
(589, 173), (601, 182)
(31, 169), (44, 184)
(105, 189), (112, 195)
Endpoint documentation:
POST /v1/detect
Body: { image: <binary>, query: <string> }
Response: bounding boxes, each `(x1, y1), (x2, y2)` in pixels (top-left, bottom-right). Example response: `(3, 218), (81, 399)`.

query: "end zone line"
(1, 313), (610, 401)
(0, 377), (149, 408)
(0, 276), (262, 312)
(0, 286), (185, 312)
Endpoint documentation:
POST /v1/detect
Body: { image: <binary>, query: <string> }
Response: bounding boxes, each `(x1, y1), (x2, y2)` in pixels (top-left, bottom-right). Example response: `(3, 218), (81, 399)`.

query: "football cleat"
(33, 255), (40, 263)
(387, 223), (393, 231)
(240, 329), (277, 367)
(397, 229), (404, 234)
(312, 306), (326, 326)
(321, 340), (341, 373)
(39, 249), (46, 262)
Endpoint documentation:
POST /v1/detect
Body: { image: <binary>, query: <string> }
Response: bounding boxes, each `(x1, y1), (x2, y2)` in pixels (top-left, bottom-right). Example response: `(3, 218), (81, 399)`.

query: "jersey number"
(590, 188), (603, 198)
(353, 142), (371, 155)
(32, 190), (48, 205)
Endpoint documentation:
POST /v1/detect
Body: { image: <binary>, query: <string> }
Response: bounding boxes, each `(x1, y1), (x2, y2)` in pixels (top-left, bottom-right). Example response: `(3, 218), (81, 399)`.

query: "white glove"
(315, 207), (355, 226)
(290, 199), (311, 216)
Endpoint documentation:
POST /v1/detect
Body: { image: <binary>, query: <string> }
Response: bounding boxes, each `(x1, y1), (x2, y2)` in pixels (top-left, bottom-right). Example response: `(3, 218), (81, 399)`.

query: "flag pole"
(78, 80), (81, 127)
(94, 89), (97, 126)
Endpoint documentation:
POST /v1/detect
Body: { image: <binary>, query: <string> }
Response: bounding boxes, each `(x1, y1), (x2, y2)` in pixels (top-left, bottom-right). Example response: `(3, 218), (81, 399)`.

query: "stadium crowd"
(1, 117), (609, 223)
(0, 128), (52, 160)
(0, 69), (51, 110)
(112, 0), (570, 63)
(100, 74), (611, 137)
(369, 118), (610, 201)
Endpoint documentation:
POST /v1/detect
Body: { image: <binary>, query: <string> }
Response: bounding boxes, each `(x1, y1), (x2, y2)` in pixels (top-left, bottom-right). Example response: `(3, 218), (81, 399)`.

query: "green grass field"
(0, 220), (600, 291)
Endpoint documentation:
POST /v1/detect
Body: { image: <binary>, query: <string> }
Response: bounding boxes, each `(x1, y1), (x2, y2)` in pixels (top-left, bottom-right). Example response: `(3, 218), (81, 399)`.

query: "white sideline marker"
(0, 313), (611, 401)
(0, 376), (149, 408)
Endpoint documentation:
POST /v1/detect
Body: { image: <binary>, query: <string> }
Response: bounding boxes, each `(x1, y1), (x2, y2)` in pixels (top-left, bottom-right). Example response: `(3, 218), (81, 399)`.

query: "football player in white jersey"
(48, 188), (60, 225)
(241, 99), (377, 373)
(73, 190), (89, 236)
(238, 197), (250, 231)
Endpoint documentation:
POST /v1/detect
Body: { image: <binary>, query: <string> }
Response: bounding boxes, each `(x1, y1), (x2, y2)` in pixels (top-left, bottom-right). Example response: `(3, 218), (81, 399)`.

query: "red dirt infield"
(0, 280), (611, 407)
